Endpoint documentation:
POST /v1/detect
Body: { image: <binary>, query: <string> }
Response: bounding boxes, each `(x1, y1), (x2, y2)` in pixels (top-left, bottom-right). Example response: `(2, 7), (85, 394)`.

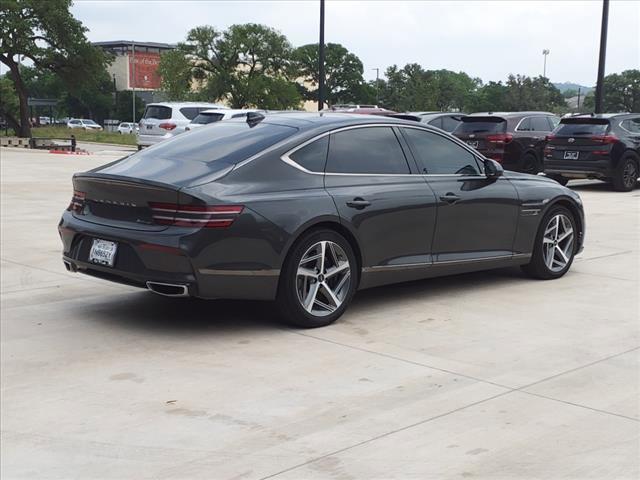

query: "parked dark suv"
(453, 112), (559, 174)
(544, 113), (640, 191)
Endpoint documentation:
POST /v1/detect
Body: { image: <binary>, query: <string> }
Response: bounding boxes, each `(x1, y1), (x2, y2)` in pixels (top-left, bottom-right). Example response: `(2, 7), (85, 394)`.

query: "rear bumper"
(544, 159), (613, 179)
(137, 132), (177, 147)
(58, 211), (280, 300)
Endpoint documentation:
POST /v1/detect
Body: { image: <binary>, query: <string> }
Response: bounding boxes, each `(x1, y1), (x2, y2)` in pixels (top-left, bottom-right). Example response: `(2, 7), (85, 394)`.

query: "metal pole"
(577, 87), (581, 110)
(131, 42), (136, 122)
(594, 0), (609, 113)
(542, 49), (549, 78)
(373, 68), (379, 106)
(318, 0), (325, 111)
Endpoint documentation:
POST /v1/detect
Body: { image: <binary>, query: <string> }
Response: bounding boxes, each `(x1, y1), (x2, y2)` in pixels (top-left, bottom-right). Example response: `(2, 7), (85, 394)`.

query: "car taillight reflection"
(68, 190), (86, 213)
(148, 203), (244, 228)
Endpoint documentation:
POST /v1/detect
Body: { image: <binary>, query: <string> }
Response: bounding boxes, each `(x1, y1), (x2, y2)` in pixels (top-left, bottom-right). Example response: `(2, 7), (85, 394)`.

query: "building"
(94, 41), (175, 103)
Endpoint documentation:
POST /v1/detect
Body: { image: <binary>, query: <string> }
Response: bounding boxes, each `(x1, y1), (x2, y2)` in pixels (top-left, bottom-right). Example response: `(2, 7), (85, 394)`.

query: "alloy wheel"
(296, 241), (351, 317)
(542, 213), (574, 273)
(623, 161), (638, 190)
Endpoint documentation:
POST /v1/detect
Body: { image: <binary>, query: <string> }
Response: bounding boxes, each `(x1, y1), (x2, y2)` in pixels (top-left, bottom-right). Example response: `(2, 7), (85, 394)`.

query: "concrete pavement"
(1, 147), (638, 479)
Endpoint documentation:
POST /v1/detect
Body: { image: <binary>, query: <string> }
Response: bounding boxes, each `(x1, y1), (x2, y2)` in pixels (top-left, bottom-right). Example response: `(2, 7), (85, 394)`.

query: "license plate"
(564, 151), (579, 160)
(89, 239), (118, 267)
(466, 140), (479, 148)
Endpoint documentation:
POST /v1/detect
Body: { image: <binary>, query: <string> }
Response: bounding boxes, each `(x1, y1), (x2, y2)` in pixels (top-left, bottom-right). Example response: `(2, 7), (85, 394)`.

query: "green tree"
(177, 23), (301, 109)
(157, 49), (195, 101)
(0, 74), (20, 132)
(293, 43), (369, 107)
(113, 90), (146, 123)
(584, 70), (640, 112)
(0, 0), (110, 136)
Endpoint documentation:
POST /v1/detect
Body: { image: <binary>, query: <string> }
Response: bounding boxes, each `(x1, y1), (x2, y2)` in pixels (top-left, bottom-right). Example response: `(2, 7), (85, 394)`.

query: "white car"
(117, 122), (138, 134)
(137, 102), (227, 149)
(184, 109), (266, 131)
(67, 119), (103, 131)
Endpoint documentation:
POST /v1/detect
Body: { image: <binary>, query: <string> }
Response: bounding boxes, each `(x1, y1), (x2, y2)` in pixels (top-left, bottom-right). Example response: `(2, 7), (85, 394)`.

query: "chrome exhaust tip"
(63, 260), (76, 272)
(146, 281), (189, 297)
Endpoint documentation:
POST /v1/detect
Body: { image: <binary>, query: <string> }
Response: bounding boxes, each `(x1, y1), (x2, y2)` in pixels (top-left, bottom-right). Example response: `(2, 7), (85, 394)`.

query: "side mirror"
(484, 158), (504, 179)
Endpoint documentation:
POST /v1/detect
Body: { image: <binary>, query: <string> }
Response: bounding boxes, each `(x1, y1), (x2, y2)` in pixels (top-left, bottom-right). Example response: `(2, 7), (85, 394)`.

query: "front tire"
(277, 229), (358, 328)
(612, 154), (638, 192)
(522, 206), (577, 279)
(522, 153), (541, 175)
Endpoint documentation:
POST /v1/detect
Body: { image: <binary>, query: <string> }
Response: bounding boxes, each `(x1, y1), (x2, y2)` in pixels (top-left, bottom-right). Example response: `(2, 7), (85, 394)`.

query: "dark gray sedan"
(59, 113), (585, 327)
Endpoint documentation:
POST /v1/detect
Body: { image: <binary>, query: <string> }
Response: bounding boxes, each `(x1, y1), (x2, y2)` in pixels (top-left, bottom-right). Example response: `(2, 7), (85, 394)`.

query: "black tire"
(137, 145), (143, 151)
(522, 205), (578, 280)
(611, 154), (639, 192)
(546, 174), (569, 186)
(277, 229), (358, 328)
(522, 153), (541, 175)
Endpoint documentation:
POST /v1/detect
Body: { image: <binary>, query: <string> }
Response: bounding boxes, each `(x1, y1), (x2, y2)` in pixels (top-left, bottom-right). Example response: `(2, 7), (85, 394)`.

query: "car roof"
(564, 113), (638, 120)
(199, 108), (262, 114)
(418, 112), (466, 119)
(466, 111), (555, 118)
(256, 112), (436, 129)
(145, 102), (228, 109)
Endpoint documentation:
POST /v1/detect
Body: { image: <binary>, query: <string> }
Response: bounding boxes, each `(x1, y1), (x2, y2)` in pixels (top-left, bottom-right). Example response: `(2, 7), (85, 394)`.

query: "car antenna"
(246, 111), (265, 127)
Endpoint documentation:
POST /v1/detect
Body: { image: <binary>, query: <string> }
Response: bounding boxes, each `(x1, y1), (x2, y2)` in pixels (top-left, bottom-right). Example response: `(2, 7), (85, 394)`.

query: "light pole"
(318, 0), (326, 112)
(542, 49), (550, 78)
(131, 41), (136, 123)
(594, 0), (609, 113)
(372, 68), (379, 106)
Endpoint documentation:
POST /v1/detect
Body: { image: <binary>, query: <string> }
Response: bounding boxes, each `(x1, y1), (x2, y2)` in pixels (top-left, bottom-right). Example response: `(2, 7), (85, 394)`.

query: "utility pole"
(131, 41), (136, 122)
(372, 68), (380, 106)
(318, 0), (326, 112)
(542, 49), (550, 78)
(594, 0), (609, 113)
(577, 87), (581, 110)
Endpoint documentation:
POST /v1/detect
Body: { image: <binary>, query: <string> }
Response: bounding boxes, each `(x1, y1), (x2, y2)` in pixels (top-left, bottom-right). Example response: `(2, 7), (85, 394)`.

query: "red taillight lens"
(590, 134), (618, 144)
(68, 190), (86, 213)
(159, 123), (177, 131)
(545, 134), (555, 142)
(149, 203), (244, 228)
(486, 133), (513, 145)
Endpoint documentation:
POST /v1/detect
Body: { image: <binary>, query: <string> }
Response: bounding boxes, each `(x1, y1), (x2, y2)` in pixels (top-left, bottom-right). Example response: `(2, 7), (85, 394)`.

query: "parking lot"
(1, 146), (638, 479)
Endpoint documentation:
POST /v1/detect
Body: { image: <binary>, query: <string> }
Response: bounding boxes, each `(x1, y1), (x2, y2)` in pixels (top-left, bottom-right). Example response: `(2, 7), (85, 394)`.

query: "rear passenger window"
(622, 118), (640, 133)
(180, 107), (203, 120)
(326, 127), (410, 174)
(517, 117), (532, 131)
(532, 116), (551, 131)
(289, 137), (329, 172)
(403, 128), (481, 175)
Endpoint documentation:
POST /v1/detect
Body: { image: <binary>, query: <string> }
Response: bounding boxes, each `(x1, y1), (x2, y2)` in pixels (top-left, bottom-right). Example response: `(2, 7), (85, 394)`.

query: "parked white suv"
(184, 109), (266, 131)
(137, 102), (227, 149)
(67, 119), (103, 130)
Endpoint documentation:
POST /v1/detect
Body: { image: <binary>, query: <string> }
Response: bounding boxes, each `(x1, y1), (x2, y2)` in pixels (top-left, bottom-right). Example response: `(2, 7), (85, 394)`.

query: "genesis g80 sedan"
(59, 113), (585, 327)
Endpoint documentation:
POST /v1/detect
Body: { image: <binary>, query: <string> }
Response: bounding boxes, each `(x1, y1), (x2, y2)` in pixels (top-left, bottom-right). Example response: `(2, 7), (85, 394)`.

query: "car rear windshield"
(554, 119), (609, 136)
(192, 112), (225, 125)
(136, 121), (298, 165)
(456, 117), (506, 134)
(143, 106), (172, 120)
(180, 107), (211, 120)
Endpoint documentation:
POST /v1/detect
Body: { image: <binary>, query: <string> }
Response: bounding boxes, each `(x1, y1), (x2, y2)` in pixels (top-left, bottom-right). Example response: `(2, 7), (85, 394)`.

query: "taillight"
(149, 203), (244, 228)
(545, 134), (556, 142)
(590, 134), (618, 144)
(68, 190), (86, 213)
(159, 123), (176, 131)
(486, 133), (513, 145)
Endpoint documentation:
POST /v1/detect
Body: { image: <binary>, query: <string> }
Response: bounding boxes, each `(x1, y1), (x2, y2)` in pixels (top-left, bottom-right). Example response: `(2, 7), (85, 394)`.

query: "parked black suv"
(544, 113), (640, 191)
(453, 112), (559, 174)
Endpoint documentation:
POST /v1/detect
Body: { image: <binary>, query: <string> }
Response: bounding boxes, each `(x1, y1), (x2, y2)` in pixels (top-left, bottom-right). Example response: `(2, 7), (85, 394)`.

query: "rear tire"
(611, 154), (638, 192)
(547, 174), (569, 186)
(137, 145), (143, 151)
(522, 205), (577, 280)
(522, 153), (541, 175)
(277, 229), (358, 328)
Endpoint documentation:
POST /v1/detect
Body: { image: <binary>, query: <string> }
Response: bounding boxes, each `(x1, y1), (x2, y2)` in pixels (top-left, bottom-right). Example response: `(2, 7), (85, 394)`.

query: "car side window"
(532, 116), (551, 131)
(622, 118), (640, 134)
(326, 127), (410, 174)
(403, 128), (481, 175)
(549, 116), (560, 130)
(517, 117), (532, 131)
(289, 136), (329, 172)
(428, 117), (443, 129)
(441, 116), (461, 132)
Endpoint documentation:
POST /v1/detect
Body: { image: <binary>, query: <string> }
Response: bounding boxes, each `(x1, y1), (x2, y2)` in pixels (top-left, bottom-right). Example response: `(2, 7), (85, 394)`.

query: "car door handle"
(439, 193), (461, 204)
(346, 198), (371, 209)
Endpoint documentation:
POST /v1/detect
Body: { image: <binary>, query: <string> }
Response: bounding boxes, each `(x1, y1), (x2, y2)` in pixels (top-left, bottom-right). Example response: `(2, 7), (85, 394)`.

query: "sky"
(65, 0), (640, 86)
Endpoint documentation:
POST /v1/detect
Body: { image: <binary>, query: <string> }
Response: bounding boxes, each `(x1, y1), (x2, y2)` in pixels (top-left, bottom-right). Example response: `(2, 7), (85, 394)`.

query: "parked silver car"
(67, 119), (102, 131)
(136, 102), (227, 149)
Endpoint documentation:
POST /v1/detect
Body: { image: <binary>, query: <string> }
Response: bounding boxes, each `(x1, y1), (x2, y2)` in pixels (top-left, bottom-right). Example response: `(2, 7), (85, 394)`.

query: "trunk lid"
(545, 118), (613, 161)
(139, 105), (174, 137)
(453, 116), (508, 157)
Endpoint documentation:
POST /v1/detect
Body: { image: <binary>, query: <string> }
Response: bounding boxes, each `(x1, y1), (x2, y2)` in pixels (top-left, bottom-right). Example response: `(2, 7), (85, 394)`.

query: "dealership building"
(94, 40), (175, 103)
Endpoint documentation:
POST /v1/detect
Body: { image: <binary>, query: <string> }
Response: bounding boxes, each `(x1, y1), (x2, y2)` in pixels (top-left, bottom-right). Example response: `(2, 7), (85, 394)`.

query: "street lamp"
(318, 0), (326, 112)
(372, 68), (379, 106)
(542, 49), (550, 78)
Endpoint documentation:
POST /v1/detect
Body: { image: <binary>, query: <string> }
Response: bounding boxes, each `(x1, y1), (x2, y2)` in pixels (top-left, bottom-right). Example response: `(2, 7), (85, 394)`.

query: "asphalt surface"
(1, 147), (638, 479)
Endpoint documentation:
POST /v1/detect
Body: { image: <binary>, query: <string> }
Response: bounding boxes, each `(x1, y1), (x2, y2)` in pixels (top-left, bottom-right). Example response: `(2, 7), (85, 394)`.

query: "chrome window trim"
(280, 123), (486, 178)
(515, 116), (533, 132)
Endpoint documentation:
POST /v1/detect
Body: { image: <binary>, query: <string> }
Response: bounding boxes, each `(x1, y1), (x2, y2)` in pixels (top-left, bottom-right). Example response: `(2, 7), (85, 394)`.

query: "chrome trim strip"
(362, 261), (432, 273)
(199, 268), (280, 277)
(362, 254), (531, 273)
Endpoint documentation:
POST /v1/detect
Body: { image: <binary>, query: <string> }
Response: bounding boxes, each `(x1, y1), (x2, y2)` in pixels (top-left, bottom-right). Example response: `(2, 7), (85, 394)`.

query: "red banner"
(129, 52), (161, 89)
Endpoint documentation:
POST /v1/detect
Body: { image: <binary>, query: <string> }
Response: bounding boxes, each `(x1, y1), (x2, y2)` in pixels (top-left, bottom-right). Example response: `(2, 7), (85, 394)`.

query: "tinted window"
(231, 113), (249, 118)
(555, 121), (609, 136)
(621, 118), (640, 133)
(456, 117), (506, 134)
(326, 127), (410, 174)
(180, 107), (207, 120)
(549, 116), (560, 129)
(404, 128), (481, 175)
(143, 106), (172, 120)
(290, 137), (329, 172)
(428, 117), (443, 129)
(192, 112), (225, 124)
(516, 117), (532, 131)
(531, 116), (551, 131)
(441, 116), (462, 132)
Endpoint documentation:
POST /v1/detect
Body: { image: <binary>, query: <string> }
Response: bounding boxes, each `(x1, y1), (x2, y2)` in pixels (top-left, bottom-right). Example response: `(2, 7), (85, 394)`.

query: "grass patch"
(2, 126), (137, 146)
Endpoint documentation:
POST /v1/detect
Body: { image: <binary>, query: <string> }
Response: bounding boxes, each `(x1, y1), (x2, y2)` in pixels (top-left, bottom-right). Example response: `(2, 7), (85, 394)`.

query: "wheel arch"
(546, 197), (584, 249)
